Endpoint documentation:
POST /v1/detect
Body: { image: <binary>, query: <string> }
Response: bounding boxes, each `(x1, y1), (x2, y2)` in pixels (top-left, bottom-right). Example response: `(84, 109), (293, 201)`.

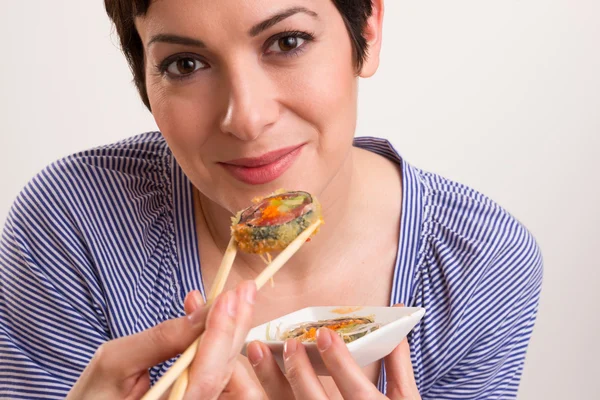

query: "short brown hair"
(104, 0), (373, 110)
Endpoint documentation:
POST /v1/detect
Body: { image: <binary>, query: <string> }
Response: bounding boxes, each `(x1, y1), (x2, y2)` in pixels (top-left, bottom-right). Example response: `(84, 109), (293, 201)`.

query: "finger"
(220, 358), (265, 400)
(316, 328), (381, 400)
(184, 289), (240, 399)
(282, 339), (328, 400)
(167, 291), (202, 400)
(126, 372), (151, 400)
(384, 303), (420, 399)
(230, 281), (257, 358)
(97, 304), (210, 377)
(384, 338), (419, 400)
(248, 341), (295, 399)
(184, 289), (205, 315)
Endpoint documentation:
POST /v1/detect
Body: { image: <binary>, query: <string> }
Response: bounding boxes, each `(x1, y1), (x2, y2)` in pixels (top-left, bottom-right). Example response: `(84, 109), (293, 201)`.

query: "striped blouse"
(0, 132), (543, 399)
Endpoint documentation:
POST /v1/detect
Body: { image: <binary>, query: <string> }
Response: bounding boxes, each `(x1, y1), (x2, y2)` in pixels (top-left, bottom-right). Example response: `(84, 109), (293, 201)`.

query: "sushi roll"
(231, 190), (322, 254)
(279, 316), (381, 344)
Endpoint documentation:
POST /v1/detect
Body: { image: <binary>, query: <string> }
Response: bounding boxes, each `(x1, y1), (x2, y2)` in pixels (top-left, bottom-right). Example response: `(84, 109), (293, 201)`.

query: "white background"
(1, 1), (598, 398)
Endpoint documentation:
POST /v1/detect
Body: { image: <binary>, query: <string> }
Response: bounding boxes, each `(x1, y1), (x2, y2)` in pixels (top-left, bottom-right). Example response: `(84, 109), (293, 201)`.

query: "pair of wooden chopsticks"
(141, 219), (322, 400)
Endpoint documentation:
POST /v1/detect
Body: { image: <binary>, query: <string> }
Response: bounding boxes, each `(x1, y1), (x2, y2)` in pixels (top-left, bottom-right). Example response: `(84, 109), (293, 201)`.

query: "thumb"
(184, 289), (205, 315)
(384, 304), (420, 399)
(219, 357), (265, 399)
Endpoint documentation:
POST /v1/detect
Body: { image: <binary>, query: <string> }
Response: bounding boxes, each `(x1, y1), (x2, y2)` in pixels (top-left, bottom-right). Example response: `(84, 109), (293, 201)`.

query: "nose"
(219, 62), (279, 141)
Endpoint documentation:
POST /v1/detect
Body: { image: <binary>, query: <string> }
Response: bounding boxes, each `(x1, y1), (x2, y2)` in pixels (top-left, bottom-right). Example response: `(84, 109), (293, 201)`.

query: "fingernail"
(187, 304), (204, 325)
(192, 290), (204, 309)
(247, 342), (264, 367)
(317, 328), (332, 352)
(284, 338), (298, 360)
(226, 291), (238, 318)
(241, 281), (256, 305)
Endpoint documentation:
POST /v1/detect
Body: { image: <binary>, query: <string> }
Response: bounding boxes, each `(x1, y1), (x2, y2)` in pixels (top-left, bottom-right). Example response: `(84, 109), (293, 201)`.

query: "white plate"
(242, 306), (425, 375)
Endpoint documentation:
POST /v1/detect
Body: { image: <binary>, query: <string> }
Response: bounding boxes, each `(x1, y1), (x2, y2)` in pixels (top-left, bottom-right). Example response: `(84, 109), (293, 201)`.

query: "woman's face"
(136, 0), (379, 213)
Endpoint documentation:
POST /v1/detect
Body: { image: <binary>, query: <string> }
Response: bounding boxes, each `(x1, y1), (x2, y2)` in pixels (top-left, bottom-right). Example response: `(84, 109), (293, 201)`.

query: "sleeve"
(423, 225), (544, 399)
(0, 162), (110, 399)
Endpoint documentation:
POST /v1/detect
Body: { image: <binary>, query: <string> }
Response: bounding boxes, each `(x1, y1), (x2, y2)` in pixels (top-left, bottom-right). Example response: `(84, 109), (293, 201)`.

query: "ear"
(359, 0), (385, 78)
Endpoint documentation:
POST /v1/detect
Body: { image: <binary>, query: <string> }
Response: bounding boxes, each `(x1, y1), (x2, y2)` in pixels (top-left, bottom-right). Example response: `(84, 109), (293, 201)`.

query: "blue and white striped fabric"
(0, 132), (543, 399)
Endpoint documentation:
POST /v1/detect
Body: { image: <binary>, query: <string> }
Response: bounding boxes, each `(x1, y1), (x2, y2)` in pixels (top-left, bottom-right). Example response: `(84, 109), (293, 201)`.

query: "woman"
(0, 0), (543, 399)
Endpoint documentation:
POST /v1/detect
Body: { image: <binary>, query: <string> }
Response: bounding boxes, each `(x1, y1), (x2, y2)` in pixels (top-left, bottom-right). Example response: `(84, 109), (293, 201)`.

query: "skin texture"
(132, 0), (418, 398)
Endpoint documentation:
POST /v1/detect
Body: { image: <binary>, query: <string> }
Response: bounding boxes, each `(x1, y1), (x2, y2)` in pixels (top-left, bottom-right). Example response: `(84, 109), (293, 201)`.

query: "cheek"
(146, 77), (229, 200)
(147, 76), (225, 177)
(149, 80), (216, 147)
(279, 40), (358, 160)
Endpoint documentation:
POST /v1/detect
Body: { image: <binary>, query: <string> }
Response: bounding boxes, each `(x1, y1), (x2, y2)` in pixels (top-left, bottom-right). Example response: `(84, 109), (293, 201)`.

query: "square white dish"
(242, 306), (425, 375)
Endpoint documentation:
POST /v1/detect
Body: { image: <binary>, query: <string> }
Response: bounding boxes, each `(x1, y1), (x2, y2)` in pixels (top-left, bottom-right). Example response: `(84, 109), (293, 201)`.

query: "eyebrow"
(148, 34), (206, 48)
(249, 7), (319, 37)
(147, 6), (318, 48)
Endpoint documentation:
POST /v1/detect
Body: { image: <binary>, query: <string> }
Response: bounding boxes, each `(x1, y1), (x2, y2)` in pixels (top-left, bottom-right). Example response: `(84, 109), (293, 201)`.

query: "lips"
(219, 144), (304, 185)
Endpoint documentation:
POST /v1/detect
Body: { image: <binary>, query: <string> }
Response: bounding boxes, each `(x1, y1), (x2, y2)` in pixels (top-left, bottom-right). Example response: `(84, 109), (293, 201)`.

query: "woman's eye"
(268, 36), (306, 53)
(166, 57), (206, 76)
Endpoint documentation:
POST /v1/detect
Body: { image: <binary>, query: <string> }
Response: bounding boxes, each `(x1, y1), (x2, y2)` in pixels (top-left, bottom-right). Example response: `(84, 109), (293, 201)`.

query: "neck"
(195, 147), (362, 284)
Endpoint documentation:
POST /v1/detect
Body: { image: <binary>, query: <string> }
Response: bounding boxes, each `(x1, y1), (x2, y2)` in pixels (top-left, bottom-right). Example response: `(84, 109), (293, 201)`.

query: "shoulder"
(414, 167), (543, 280)
(409, 168), (543, 395)
(0, 134), (173, 393)
(353, 136), (542, 281)
(8, 131), (171, 223)
(39, 130), (168, 177)
(413, 167), (543, 335)
(35, 130), (171, 190)
(401, 166), (544, 391)
(2, 131), (180, 334)
(3, 131), (177, 283)
(353, 135), (543, 289)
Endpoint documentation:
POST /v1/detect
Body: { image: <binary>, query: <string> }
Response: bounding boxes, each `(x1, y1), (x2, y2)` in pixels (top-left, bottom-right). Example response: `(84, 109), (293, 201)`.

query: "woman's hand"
(246, 305), (421, 400)
(66, 280), (257, 400)
(182, 284), (265, 400)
